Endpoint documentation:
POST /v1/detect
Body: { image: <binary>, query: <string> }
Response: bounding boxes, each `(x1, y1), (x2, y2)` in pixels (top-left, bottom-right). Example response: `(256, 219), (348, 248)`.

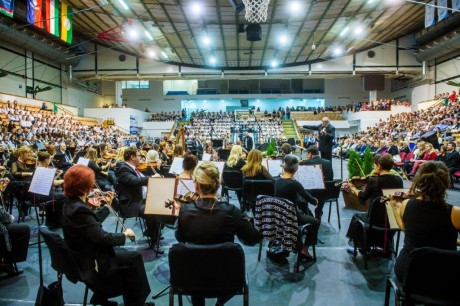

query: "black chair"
(309, 180), (342, 229)
(257, 143), (269, 151)
(39, 227), (123, 305)
(384, 247), (460, 306)
(242, 179), (274, 213)
(222, 170), (244, 208)
(168, 242), (248, 306)
(352, 197), (401, 269)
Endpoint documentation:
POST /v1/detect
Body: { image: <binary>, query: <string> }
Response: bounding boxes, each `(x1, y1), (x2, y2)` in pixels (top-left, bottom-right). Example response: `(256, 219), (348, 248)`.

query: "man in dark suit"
(439, 142), (460, 178)
(116, 146), (172, 252)
(55, 142), (73, 170)
(243, 131), (253, 152)
(303, 117), (335, 161)
(300, 146), (334, 220)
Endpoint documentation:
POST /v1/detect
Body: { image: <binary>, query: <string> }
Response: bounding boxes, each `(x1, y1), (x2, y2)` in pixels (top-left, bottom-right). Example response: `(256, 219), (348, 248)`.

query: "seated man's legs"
(6, 223), (30, 262)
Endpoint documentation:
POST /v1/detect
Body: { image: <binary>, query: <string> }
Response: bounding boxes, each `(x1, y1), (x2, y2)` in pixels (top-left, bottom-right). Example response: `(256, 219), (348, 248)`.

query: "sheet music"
(176, 179), (195, 196)
(29, 167), (57, 196)
(262, 158), (268, 169)
(169, 157), (184, 174)
(294, 165), (325, 189)
(77, 157), (89, 166)
(202, 153), (211, 161)
(144, 178), (178, 216)
(267, 159), (282, 177)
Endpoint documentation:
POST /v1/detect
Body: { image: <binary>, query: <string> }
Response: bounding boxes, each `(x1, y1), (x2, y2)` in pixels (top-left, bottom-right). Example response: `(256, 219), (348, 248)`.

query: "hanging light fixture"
(311, 33), (316, 50)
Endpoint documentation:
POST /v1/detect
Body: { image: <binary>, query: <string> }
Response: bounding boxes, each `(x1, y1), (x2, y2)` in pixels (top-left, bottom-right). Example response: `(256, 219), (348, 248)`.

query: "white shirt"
(128, 163), (147, 200)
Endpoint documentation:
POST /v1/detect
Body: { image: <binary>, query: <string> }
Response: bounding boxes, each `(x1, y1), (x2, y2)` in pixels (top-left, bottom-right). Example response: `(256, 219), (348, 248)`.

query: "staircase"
(282, 120), (299, 142)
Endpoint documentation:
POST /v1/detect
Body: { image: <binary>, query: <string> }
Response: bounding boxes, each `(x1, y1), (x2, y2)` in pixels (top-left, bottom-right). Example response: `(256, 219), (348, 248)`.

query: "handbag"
(35, 280), (65, 306)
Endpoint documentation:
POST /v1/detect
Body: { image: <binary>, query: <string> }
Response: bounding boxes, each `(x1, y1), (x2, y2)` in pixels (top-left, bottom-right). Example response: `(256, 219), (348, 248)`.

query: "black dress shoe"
(0, 264), (22, 276)
(90, 294), (118, 306)
(155, 249), (164, 255)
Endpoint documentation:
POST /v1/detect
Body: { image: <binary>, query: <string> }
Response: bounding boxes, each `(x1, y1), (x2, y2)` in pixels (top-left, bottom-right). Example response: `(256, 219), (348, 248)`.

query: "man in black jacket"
(300, 146), (334, 220)
(243, 131), (253, 152)
(439, 142), (460, 178)
(303, 117), (335, 161)
(116, 146), (168, 251)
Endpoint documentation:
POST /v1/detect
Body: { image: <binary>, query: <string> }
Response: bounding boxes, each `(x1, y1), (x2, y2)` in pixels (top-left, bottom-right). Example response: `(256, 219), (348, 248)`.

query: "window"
(121, 80), (149, 89)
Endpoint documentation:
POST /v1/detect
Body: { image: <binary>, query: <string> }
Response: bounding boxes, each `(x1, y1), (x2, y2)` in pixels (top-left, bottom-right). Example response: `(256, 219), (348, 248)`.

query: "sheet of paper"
(176, 179), (195, 196)
(202, 153), (211, 161)
(385, 201), (400, 229)
(144, 178), (178, 216)
(77, 157), (89, 166)
(267, 159), (282, 177)
(29, 167), (57, 196)
(262, 158), (268, 169)
(294, 165), (325, 189)
(169, 157), (184, 174)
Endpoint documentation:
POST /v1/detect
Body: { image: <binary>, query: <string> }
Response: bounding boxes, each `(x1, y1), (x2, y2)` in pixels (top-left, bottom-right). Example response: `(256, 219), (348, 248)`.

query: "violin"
(0, 177), (10, 192)
(381, 191), (416, 204)
(335, 174), (377, 188)
(86, 189), (115, 208)
(136, 162), (157, 172)
(25, 157), (37, 166)
(165, 191), (200, 210)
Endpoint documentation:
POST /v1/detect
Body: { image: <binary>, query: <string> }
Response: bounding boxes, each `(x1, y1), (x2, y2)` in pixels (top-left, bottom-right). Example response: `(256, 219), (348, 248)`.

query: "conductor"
(302, 117), (335, 161)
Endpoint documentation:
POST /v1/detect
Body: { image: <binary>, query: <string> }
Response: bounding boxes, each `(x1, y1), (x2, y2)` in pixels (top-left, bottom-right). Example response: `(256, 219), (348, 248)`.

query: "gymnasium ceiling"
(66, 0), (427, 70)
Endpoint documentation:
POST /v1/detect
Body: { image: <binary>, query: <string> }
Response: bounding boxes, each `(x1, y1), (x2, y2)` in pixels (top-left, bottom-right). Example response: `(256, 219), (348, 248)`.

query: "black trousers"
(320, 150), (332, 161)
(114, 248), (151, 306)
(4, 223), (30, 262)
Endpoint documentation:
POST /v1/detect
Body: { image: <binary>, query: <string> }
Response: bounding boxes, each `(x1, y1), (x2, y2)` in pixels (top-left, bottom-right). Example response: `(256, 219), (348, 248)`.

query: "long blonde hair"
(193, 161), (220, 195)
(241, 149), (263, 177)
(116, 146), (127, 162)
(226, 145), (242, 168)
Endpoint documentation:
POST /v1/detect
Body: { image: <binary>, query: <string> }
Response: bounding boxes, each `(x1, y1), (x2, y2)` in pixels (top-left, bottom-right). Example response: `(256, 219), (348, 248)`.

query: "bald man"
(302, 117), (335, 161)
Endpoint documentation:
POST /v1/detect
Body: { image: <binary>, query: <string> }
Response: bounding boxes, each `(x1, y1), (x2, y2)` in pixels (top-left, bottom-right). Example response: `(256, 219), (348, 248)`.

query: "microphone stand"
(252, 111), (262, 148)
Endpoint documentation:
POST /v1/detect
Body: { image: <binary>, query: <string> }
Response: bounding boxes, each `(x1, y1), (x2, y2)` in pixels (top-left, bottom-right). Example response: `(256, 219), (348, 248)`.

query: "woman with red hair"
(61, 165), (153, 306)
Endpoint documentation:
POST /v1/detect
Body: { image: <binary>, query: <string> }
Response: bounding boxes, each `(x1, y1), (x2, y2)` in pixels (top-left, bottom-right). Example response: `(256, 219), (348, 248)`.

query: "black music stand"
(52, 154), (65, 169)
(218, 149), (230, 161)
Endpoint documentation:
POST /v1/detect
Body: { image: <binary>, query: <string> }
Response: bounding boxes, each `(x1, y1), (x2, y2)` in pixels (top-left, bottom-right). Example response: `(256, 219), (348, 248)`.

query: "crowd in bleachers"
(434, 90), (459, 106)
(345, 99), (410, 112)
(147, 111), (182, 121)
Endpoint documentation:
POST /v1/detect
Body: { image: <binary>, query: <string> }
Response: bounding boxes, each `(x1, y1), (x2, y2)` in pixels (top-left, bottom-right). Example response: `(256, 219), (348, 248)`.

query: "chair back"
(398, 152), (407, 161)
(309, 180), (341, 202)
(242, 179), (274, 204)
(169, 242), (246, 295)
(404, 152), (415, 161)
(222, 170), (244, 189)
(39, 227), (82, 284)
(403, 247), (460, 302)
(367, 196), (389, 229)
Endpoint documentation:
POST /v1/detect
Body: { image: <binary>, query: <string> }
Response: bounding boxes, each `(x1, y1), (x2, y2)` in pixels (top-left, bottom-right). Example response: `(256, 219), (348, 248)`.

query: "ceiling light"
(128, 28), (138, 39)
(203, 35), (211, 46)
(117, 0), (129, 10)
(280, 34), (288, 45)
(210, 57), (216, 65)
(333, 47), (343, 56)
(147, 49), (156, 58)
(192, 3), (202, 14)
(354, 26), (363, 35)
(271, 60), (278, 68)
(340, 27), (349, 37)
(161, 51), (168, 59)
(311, 33), (316, 50)
(290, 2), (301, 12)
(145, 30), (153, 41)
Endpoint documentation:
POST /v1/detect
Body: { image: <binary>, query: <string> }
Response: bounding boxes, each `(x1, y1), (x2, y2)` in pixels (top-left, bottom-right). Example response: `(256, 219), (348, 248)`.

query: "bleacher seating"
(196, 88), (219, 95)
(303, 89), (323, 94)
(291, 111), (343, 121)
(260, 88), (283, 94)
(166, 91), (189, 95)
(229, 89), (250, 94)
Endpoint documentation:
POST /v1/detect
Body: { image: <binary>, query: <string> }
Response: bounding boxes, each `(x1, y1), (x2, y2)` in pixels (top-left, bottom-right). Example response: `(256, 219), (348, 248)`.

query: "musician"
(175, 161), (260, 306)
(194, 135), (204, 158)
(241, 149), (274, 181)
(55, 143), (73, 170)
(61, 165), (153, 306)
(11, 146), (35, 181)
(203, 142), (218, 161)
(274, 154), (319, 261)
(177, 154), (198, 179)
(345, 154), (404, 252)
(222, 145), (246, 202)
(302, 117), (335, 161)
(0, 205), (30, 275)
(116, 146), (164, 249)
(300, 146), (333, 220)
(391, 161), (460, 281)
(85, 148), (113, 191)
(243, 131), (253, 152)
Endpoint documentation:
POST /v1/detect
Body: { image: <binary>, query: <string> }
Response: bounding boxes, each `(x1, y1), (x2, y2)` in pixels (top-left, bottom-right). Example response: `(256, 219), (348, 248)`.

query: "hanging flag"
(438, 0), (448, 21)
(0, 0), (14, 18)
(425, 0), (435, 28)
(453, 0), (460, 10)
(27, 0), (44, 28)
(46, 0), (59, 36)
(60, 2), (72, 44)
(53, 103), (58, 113)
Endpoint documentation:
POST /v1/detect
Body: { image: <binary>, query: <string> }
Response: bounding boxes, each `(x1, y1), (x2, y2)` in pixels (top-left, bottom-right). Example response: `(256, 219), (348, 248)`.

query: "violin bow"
(355, 159), (365, 177)
(93, 182), (135, 243)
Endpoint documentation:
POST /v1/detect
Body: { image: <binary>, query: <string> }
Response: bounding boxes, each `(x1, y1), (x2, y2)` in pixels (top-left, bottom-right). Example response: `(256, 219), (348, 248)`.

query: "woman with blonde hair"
(241, 149), (274, 181)
(225, 145), (245, 170)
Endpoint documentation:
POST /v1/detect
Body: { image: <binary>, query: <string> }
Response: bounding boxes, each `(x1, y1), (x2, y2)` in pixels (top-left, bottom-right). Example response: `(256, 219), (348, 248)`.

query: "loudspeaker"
(421, 130), (439, 149)
(246, 24), (262, 41)
(362, 75), (384, 91)
(119, 54), (126, 62)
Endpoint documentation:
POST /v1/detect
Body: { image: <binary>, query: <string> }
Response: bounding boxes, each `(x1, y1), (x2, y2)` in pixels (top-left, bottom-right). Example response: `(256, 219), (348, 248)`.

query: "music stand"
(212, 139), (223, 148)
(52, 154), (65, 169)
(218, 149), (230, 161)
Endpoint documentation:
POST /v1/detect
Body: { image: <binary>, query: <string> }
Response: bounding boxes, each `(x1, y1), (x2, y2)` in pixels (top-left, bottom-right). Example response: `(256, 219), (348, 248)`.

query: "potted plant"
(342, 148), (373, 211)
(265, 138), (277, 159)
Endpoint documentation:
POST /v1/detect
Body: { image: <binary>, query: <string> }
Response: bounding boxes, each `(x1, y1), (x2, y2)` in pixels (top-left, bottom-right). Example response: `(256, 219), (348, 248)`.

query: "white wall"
(142, 121), (175, 138)
(84, 108), (150, 133)
(342, 105), (411, 130)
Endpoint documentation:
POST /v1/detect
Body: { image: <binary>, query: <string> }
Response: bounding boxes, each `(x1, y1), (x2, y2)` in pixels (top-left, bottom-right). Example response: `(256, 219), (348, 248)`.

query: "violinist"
(345, 153), (403, 253)
(139, 148), (162, 176)
(177, 154), (198, 179)
(55, 143), (74, 171)
(175, 161), (260, 306)
(11, 146), (35, 181)
(391, 161), (460, 282)
(34, 152), (66, 228)
(85, 148), (113, 191)
(158, 141), (171, 166)
(61, 165), (153, 306)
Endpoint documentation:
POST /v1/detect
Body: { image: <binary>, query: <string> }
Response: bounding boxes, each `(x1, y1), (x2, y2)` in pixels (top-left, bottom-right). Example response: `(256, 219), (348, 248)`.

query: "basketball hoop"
(242, 0), (270, 23)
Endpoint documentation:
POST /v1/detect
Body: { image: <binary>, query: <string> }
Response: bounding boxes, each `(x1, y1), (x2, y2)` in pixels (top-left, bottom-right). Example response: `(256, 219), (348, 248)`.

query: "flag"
(27, 0), (44, 28)
(46, 0), (59, 36)
(438, 0), (448, 21)
(60, 2), (72, 44)
(53, 103), (58, 113)
(0, 0), (14, 18)
(425, 0), (435, 28)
